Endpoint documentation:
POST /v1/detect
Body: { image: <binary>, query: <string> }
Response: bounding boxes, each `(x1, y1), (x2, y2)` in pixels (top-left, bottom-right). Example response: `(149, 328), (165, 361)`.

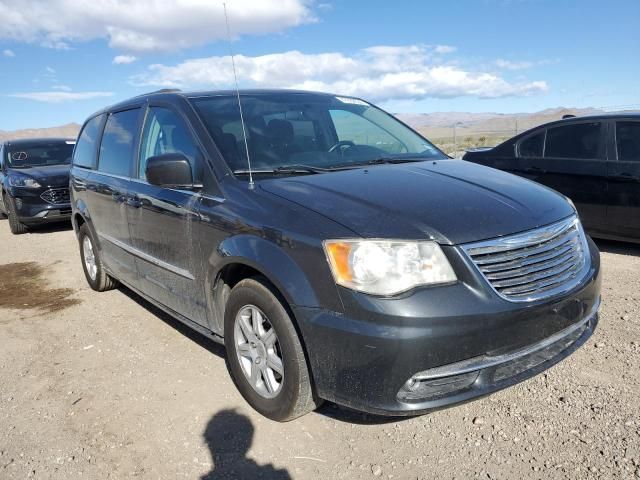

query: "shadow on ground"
(118, 286), (226, 359)
(25, 221), (74, 235)
(201, 409), (291, 479)
(594, 238), (640, 257)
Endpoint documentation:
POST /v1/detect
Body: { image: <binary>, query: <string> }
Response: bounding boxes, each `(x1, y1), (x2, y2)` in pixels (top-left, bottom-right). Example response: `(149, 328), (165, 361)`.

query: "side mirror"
(145, 153), (193, 188)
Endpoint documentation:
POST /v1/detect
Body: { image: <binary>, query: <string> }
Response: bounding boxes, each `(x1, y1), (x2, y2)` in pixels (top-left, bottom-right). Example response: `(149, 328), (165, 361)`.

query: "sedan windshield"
(6, 142), (75, 168)
(190, 93), (446, 175)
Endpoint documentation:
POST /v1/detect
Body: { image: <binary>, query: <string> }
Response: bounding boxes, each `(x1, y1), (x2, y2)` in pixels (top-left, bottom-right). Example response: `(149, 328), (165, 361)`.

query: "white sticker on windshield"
(335, 96), (369, 106)
(65, 140), (76, 145)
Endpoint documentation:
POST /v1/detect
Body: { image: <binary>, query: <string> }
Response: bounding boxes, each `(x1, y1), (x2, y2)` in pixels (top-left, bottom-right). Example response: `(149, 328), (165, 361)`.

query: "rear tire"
(5, 195), (28, 235)
(78, 223), (119, 291)
(224, 277), (320, 421)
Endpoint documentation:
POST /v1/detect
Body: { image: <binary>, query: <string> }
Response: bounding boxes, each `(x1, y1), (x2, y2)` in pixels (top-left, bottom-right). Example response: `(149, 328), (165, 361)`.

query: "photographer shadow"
(201, 409), (291, 480)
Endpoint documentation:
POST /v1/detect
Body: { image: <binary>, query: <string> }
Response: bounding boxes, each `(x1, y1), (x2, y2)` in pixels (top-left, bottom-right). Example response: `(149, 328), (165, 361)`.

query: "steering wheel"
(328, 140), (356, 154)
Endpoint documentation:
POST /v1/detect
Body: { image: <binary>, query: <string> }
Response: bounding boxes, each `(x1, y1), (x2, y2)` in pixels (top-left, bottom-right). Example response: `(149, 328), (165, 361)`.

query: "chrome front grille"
(41, 188), (70, 205)
(462, 216), (589, 302)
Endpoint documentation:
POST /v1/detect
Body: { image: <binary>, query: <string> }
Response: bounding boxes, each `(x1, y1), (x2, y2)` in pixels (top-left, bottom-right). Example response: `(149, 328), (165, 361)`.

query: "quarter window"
(98, 109), (140, 176)
(139, 107), (199, 180)
(545, 122), (602, 160)
(518, 131), (545, 157)
(73, 114), (104, 169)
(616, 122), (640, 162)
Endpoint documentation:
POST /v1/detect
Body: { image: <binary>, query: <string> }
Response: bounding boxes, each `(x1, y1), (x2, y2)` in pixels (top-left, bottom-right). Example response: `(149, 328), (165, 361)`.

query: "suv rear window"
(544, 122), (602, 159)
(74, 115), (104, 169)
(616, 121), (640, 162)
(98, 109), (140, 176)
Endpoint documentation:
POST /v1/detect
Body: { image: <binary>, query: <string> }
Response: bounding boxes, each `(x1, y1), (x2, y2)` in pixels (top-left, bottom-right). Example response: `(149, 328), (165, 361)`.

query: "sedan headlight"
(323, 239), (457, 295)
(8, 174), (41, 188)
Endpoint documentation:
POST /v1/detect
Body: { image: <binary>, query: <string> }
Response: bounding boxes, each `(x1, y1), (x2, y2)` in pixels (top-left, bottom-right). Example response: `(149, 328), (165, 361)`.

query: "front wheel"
(5, 195), (27, 235)
(224, 277), (320, 421)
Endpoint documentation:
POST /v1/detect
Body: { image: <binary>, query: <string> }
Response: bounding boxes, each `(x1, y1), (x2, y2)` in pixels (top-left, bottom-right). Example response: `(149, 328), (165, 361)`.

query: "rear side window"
(73, 115), (103, 169)
(616, 121), (640, 162)
(545, 122), (602, 159)
(98, 109), (140, 176)
(518, 131), (545, 157)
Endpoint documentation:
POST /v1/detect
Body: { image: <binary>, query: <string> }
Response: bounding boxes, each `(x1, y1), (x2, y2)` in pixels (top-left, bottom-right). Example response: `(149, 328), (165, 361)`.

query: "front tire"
(78, 224), (119, 291)
(224, 277), (320, 421)
(5, 195), (28, 235)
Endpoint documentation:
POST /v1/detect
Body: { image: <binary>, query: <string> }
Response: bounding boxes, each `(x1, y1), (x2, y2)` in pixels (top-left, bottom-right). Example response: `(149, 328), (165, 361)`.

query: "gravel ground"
(0, 220), (639, 480)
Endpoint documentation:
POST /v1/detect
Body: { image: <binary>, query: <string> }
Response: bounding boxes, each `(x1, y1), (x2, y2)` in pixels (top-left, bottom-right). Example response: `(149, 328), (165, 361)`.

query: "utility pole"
(453, 123), (457, 155)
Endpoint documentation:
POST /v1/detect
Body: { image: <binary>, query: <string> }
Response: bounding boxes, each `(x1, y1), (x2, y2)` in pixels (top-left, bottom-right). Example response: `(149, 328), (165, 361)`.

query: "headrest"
(267, 119), (294, 144)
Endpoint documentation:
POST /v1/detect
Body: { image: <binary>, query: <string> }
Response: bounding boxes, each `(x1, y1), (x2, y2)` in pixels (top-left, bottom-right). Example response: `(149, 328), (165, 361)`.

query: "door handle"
(524, 166), (546, 173)
(126, 196), (142, 208)
(112, 192), (126, 203)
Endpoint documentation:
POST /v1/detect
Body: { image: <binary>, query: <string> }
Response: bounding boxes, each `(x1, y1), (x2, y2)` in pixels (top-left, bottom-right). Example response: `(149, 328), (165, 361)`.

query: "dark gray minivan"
(71, 90), (601, 421)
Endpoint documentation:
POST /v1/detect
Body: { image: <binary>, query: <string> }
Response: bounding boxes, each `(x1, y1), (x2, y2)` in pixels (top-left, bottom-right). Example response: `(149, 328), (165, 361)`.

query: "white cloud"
(0, 0), (315, 52)
(2, 48), (15, 57)
(9, 91), (114, 103)
(113, 54), (137, 65)
(52, 84), (72, 91)
(434, 45), (456, 54)
(132, 45), (548, 101)
(495, 59), (536, 70)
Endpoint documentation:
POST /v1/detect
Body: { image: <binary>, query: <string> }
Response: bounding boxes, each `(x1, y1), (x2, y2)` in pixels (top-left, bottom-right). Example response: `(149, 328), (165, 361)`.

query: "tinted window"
(98, 109), (140, 176)
(519, 131), (545, 157)
(73, 115), (103, 169)
(545, 122), (602, 159)
(139, 107), (199, 180)
(6, 141), (74, 168)
(616, 121), (640, 162)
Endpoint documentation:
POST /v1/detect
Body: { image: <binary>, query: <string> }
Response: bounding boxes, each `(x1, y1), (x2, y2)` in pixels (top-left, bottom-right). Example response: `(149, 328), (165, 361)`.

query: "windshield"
(6, 142), (75, 168)
(190, 93), (446, 175)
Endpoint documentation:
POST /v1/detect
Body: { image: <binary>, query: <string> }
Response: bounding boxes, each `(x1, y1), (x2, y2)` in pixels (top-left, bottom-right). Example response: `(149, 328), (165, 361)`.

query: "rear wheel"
(5, 195), (27, 235)
(224, 277), (320, 421)
(78, 223), (119, 291)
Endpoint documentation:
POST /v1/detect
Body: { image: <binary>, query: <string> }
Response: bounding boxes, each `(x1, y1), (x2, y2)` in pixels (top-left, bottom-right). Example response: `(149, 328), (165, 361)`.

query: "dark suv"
(1, 138), (75, 234)
(463, 113), (640, 243)
(70, 90), (601, 421)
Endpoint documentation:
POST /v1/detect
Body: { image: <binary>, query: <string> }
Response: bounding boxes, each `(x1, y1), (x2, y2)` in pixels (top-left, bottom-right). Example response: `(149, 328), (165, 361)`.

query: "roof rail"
(131, 88), (182, 99)
(562, 114), (576, 119)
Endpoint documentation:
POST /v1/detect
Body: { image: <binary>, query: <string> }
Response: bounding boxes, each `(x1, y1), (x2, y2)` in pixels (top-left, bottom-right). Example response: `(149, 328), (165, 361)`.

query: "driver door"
(126, 105), (207, 324)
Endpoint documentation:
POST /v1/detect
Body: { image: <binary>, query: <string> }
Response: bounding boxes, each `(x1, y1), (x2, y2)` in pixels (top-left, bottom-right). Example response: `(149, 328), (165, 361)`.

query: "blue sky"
(0, 0), (638, 130)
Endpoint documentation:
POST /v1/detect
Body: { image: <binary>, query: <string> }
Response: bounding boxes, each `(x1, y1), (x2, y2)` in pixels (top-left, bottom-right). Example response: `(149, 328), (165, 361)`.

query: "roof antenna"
(223, 2), (254, 189)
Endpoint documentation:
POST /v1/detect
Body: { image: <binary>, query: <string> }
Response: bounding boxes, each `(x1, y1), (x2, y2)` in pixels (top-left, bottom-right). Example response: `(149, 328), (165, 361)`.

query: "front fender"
(209, 234), (321, 309)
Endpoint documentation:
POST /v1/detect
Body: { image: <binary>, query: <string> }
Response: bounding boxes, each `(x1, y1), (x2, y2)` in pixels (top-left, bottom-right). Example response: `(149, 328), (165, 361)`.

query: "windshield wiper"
(233, 165), (327, 176)
(331, 156), (428, 170)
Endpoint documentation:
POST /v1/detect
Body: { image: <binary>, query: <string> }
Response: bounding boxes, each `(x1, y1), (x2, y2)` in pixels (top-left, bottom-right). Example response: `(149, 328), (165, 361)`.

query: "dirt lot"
(0, 220), (639, 480)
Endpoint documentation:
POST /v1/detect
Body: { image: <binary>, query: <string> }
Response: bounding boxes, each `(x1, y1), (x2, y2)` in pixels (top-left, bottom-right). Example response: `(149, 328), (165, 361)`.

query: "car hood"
(7, 165), (70, 188)
(259, 160), (575, 245)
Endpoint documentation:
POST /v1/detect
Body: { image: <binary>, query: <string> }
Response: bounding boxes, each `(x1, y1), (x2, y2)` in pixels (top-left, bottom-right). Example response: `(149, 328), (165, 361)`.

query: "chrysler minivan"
(70, 90), (601, 421)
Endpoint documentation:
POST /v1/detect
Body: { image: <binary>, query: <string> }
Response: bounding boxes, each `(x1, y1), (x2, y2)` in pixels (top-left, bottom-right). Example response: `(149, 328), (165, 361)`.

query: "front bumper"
(294, 237), (601, 416)
(10, 188), (71, 224)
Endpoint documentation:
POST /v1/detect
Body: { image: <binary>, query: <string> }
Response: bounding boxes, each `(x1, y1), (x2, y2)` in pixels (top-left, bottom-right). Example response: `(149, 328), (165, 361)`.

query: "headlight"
(323, 239), (457, 295)
(8, 174), (41, 188)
